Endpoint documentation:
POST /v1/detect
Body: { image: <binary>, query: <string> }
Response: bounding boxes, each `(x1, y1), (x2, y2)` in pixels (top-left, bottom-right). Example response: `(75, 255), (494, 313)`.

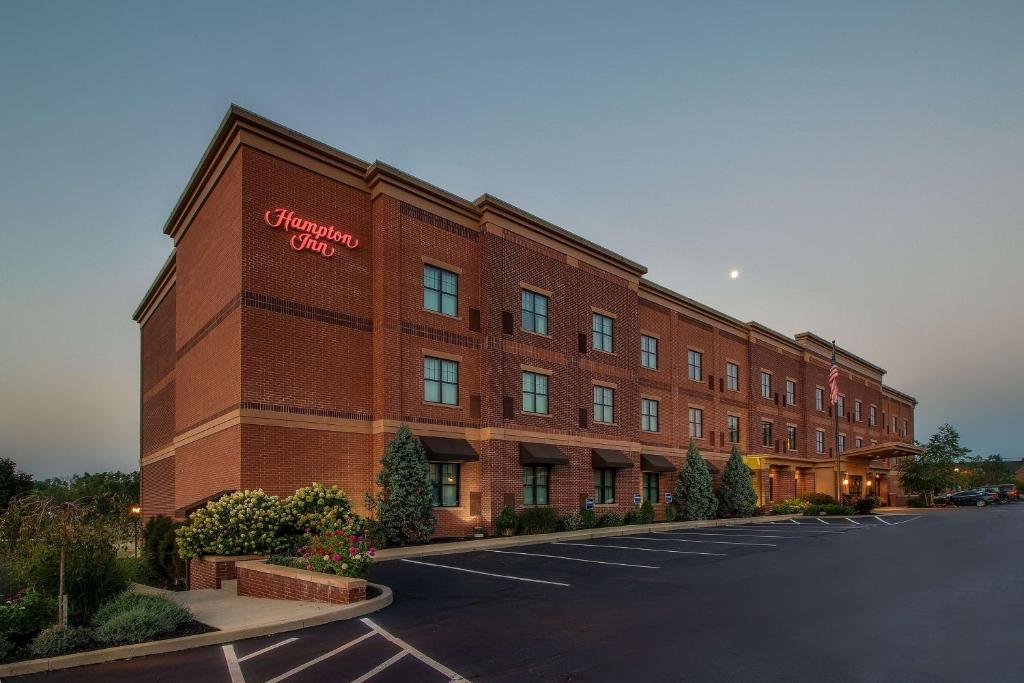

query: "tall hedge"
(717, 446), (758, 517)
(366, 426), (436, 546)
(674, 441), (718, 520)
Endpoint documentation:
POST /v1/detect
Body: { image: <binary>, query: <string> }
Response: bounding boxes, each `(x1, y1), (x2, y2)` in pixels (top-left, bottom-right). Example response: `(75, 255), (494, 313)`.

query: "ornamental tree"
(718, 446), (758, 517)
(365, 426), (436, 546)
(674, 441), (718, 520)
(897, 423), (970, 505)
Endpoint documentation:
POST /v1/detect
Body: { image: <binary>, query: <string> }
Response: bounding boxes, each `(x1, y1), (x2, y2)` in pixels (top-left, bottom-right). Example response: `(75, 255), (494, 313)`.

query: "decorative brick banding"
(236, 560), (367, 604)
(189, 555), (266, 590)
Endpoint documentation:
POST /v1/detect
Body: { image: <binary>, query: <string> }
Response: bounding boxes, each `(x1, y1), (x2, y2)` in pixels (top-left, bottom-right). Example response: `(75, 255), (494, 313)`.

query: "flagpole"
(832, 341), (841, 504)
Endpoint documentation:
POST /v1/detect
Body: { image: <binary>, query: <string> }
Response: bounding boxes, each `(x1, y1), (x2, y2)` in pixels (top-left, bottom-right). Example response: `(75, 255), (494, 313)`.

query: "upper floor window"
(726, 362), (739, 391)
(423, 264), (458, 316)
(838, 434), (847, 452)
(727, 415), (740, 444)
(689, 407), (703, 439)
(762, 421), (773, 448)
(854, 400), (862, 422)
(521, 290), (549, 335)
(869, 405), (877, 426)
(816, 430), (825, 454)
(429, 462), (459, 507)
(785, 380), (796, 406)
(837, 395), (845, 416)
(855, 437), (863, 448)
(522, 371), (549, 415)
(761, 372), (772, 399)
(902, 419), (909, 437)
(815, 387), (824, 412)
(641, 335), (658, 369)
(592, 313), (614, 353)
(787, 426), (797, 450)
(641, 398), (659, 432)
(593, 385), (615, 424)
(892, 416), (898, 432)
(424, 356), (458, 405)
(688, 350), (703, 381)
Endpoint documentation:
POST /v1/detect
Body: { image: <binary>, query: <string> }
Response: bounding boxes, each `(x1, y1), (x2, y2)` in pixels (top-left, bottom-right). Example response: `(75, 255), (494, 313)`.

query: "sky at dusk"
(1, 1), (1021, 478)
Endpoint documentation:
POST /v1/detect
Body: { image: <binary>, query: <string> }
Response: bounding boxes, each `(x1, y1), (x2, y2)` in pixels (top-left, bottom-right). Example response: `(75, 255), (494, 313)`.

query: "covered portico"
(812, 442), (924, 505)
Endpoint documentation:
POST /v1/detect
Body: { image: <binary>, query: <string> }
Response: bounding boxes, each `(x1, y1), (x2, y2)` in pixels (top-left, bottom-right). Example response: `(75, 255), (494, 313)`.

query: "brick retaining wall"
(236, 560), (367, 604)
(189, 555), (266, 590)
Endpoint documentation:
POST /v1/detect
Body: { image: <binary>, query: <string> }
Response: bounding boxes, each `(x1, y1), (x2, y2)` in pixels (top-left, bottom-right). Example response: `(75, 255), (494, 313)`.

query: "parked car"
(996, 484), (1019, 501)
(949, 489), (1000, 506)
(980, 486), (1010, 503)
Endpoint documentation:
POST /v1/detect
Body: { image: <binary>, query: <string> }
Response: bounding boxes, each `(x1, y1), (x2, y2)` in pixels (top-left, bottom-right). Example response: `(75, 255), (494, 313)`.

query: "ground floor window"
(594, 468), (615, 504)
(523, 465), (550, 505)
(643, 472), (660, 503)
(429, 462), (459, 507)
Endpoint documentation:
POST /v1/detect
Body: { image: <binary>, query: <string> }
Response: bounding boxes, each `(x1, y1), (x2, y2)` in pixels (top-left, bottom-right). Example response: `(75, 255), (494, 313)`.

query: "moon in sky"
(730, 269), (740, 279)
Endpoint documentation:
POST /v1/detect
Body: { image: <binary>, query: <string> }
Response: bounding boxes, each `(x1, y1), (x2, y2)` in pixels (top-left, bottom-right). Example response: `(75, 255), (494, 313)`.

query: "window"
(424, 356), (458, 405)
(641, 335), (658, 369)
(641, 398), (659, 432)
(838, 434), (846, 452)
(643, 472), (660, 504)
(785, 380), (796, 406)
(688, 407), (703, 438)
(854, 400), (862, 422)
(837, 395), (845, 416)
(423, 264), (458, 316)
(869, 405), (877, 426)
(523, 465), (549, 505)
(522, 371), (549, 415)
(816, 430), (825, 454)
(902, 419), (908, 437)
(762, 421), (773, 448)
(428, 463), (459, 507)
(593, 385), (615, 424)
(727, 415), (740, 444)
(892, 416), (898, 432)
(592, 313), (613, 352)
(761, 372), (772, 399)
(521, 289), (549, 335)
(815, 388), (824, 412)
(726, 362), (739, 391)
(855, 437), (863, 448)
(688, 350), (702, 381)
(594, 468), (615, 504)
(787, 426), (797, 450)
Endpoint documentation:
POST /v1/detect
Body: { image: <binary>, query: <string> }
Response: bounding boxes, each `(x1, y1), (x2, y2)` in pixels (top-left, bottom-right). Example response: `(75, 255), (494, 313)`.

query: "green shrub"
(364, 426), (436, 547)
(556, 512), (582, 531)
(800, 492), (836, 505)
(0, 635), (14, 660)
(517, 507), (559, 535)
(30, 625), (93, 657)
(118, 556), (148, 585)
(804, 504), (855, 516)
(175, 490), (284, 559)
(579, 509), (596, 528)
(665, 506), (678, 522)
(906, 496), (928, 508)
(596, 512), (623, 527)
(0, 587), (56, 643)
(771, 498), (810, 515)
(92, 592), (191, 645)
(495, 506), (518, 535)
(638, 500), (655, 525)
(622, 509), (642, 525)
(855, 496), (881, 514)
(675, 442), (717, 520)
(280, 483), (357, 537)
(717, 446), (758, 517)
(16, 536), (127, 622)
(142, 515), (184, 587)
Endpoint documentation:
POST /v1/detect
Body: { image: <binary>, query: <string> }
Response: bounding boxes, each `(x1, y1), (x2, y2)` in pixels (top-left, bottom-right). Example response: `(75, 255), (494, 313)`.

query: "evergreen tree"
(366, 426), (436, 546)
(717, 446), (758, 518)
(674, 441), (717, 520)
(0, 457), (33, 510)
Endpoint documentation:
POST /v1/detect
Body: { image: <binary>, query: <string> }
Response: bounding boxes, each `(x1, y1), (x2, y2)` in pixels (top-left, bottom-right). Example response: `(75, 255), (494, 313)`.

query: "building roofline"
(881, 384), (918, 405)
(132, 250), (176, 323)
(794, 331), (887, 375)
(747, 321), (804, 352)
(638, 278), (747, 331)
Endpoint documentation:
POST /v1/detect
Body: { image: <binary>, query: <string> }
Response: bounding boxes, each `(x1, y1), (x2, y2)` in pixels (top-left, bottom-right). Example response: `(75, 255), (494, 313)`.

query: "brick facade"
(236, 561), (367, 604)
(137, 107), (919, 533)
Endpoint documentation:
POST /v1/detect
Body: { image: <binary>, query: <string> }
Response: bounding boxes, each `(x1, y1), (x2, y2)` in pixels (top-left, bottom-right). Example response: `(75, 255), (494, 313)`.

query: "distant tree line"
(0, 458), (139, 513)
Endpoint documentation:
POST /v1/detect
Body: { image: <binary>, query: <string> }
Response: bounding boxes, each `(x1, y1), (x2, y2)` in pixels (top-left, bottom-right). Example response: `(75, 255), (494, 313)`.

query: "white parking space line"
(654, 530), (792, 539)
(237, 637), (299, 663)
(845, 518), (861, 525)
(555, 542), (726, 556)
(361, 617), (469, 681)
(349, 650), (408, 683)
(618, 535), (775, 547)
(718, 526), (857, 534)
(815, 517), (830, 525)
(265, 631), (376, 683)
(486, 549), (658, 569)
(222, 644), (245, 683)
(400, 558), (570, 586)
(888, 515), (922, 525)
(874, 515), (894, 525)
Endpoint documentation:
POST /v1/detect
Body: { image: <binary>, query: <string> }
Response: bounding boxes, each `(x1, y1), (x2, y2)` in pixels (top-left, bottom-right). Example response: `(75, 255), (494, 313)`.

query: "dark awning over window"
(592, 449), (633, 469)
(640, 453), (676, 473)
(419, 436), (479, 462)
(519, 442), (569, 466)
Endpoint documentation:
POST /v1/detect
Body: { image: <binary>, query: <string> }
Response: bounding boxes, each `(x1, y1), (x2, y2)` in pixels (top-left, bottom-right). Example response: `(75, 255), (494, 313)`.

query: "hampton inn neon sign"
(263, 208), (360, 258)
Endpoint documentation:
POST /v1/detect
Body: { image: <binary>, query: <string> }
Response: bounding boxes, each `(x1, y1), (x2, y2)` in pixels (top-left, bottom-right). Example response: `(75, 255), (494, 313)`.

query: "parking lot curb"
(0, 583), (393, 678)
(374, 514), (802, 562)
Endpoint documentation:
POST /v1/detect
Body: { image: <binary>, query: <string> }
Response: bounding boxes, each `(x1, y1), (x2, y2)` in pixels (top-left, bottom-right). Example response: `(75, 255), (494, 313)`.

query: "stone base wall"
(236, 560), (367, 604)
(189, 555), (266, 590)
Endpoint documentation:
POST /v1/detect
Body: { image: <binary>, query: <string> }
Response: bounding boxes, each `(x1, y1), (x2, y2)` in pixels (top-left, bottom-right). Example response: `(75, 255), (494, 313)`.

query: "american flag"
(828, 362), (840, 406)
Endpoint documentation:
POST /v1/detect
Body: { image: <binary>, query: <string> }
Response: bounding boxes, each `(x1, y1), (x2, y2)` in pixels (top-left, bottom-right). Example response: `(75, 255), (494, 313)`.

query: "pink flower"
(305, 564), (311, 571)
(368, 549), (375, 557)
(332, 553), (342, 562)
(349, 546), (358, 556)
(348, 534), (357, 542)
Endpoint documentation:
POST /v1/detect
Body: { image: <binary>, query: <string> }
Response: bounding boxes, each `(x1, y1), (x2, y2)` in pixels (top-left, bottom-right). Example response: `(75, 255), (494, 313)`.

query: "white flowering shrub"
(280, 483), (359, 536)
(175, 490), (284, 559)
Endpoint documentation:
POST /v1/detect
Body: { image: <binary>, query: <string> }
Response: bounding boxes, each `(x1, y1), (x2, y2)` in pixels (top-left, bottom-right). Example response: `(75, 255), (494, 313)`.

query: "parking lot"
(22, 505), (1024, 682)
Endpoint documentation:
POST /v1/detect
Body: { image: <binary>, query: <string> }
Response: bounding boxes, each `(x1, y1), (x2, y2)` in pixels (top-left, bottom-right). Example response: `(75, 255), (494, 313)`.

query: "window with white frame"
(641, 335), (658, 369)
(816, 430), (825, 454)
(424, 356), (458, 405)
(761, 372), (772, 399)
(854, 400), (862, 422)
(838, 395), (845, 416)
(815, 387), (824, 412)
(423, 264), (458, 316)
(726, 362), (739, 391)
(785, 380), (796, 406)
(522, 371), (549, 415)
(521, 289), (549, 335)
(787, 425), (797, 450)
(838, 434), (846, 452)
(688, 350), (702, 381)
(869, 405), (877, 426)
(592, 313), (614, 353)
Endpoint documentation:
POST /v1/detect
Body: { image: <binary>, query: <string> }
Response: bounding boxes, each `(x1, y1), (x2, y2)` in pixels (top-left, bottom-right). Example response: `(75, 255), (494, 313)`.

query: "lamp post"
(130, 505), (141, 557)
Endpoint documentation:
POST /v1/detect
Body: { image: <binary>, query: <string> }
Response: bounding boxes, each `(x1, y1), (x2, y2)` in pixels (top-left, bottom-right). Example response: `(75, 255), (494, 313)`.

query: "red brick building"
(135, 106), (921, 536)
